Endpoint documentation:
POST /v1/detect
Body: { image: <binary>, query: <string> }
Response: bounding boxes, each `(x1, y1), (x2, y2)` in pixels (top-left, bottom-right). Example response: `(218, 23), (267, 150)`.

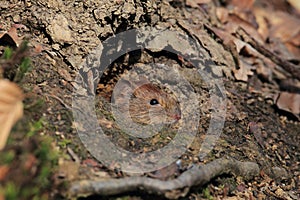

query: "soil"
(0, 0), (299, 200)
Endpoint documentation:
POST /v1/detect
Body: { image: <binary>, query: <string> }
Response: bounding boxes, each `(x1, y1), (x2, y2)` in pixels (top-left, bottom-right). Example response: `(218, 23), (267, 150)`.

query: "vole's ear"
(116, 78), (132, 90)
(131, 76), (150, 88)
(112, 78), (133, 104)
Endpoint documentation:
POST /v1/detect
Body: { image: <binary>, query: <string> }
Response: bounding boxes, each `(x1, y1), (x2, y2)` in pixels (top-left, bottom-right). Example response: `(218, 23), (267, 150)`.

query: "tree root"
(68, 157), (259, 199)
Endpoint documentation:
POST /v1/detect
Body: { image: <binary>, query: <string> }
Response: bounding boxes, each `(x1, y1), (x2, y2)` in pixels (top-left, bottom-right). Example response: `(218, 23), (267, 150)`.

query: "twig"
(68, 157), (259, 199)
(67, 147), (80, 163)
(236, 27), (300, 80)
(46, 94), (72, 110)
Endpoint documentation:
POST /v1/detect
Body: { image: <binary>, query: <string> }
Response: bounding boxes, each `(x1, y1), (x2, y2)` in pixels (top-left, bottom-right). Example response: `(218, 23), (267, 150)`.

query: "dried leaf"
(210, 28), (243, 52)
(216, 7), (229, 23)
(287, 0), (300, 13)
(285, 32), (300, 58)
(0, 79), (24, 150)
(0, 26), (23, 47)
(228, 0), (258, 33)
(275, 92), (300, 119)
(254, 8), (300, 43)
(255, 59), (274, 82)
(224, 14), (263, 44)
(0, 165), (9, 181)
(233, 59), (254, 81)
(209, 28), (259, 82)
(253, 8), (269, 41)
(230, 0), (255, 10)
(288, 31), (300, 46)
(186, 0), (211, 8)
(269, 12), (300, 43)
(253, 7), (300, 59)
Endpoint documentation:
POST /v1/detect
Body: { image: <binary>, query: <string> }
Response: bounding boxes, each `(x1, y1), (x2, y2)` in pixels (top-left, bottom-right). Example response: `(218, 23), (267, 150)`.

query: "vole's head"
(129, 83), (181, 125)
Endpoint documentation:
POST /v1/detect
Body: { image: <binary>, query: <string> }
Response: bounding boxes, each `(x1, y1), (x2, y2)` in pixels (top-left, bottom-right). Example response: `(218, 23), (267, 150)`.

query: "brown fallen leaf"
(255, 58), (274, 82)
(186, 0), (211, 8)
(252, 7), (269, 41)
(209, 27), (258, 82)
(287, 0), (300, 13)
(210, 27), (245, 52)
(285, 32), (300, 59)
(253, 7), (300, 59)
(224, 14), (264, 44)
(0, 26), (23, 47)
(0, 79), (24, 150)
(269, 11), (300, 43)
(216, 7), (229, 23)
(275, 91), (300, 120)
(0, 165), (9, 181)
(233, 59), (254, 82)
(229, 0), (255, 10)
(228, 0), (258, 31)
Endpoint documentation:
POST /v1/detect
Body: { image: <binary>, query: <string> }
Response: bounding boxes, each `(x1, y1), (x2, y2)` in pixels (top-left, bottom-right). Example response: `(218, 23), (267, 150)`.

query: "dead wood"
(69, 157), (259, 199)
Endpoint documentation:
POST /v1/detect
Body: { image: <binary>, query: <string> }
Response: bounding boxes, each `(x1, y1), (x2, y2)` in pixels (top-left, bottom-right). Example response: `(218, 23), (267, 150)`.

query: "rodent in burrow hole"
(113, 79), (181, 125)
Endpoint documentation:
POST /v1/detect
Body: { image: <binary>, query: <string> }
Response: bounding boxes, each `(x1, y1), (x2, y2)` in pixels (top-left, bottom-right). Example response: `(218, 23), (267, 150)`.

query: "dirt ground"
(0, 0), (299, 199)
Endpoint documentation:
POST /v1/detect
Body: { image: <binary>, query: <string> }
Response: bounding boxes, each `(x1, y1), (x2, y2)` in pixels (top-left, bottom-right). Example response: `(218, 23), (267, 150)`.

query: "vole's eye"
(150, 99), (159, 105)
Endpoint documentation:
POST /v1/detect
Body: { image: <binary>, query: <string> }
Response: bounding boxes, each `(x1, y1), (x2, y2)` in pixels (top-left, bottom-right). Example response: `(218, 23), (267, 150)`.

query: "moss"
(0, 117), (59, 200)
(0, 150), (15, 165)
(1, 182), (20, 200)
(202, 187), (214, 200)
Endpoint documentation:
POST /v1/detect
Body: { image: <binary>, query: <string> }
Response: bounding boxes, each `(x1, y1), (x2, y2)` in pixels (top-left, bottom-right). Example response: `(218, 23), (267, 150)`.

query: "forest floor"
(0, 0), (299, 200)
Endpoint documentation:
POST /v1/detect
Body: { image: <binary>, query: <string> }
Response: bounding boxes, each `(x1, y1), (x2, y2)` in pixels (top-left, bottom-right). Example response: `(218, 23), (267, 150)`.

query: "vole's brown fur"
(113, 79), (181, 125)
(129, 83), (181, 124)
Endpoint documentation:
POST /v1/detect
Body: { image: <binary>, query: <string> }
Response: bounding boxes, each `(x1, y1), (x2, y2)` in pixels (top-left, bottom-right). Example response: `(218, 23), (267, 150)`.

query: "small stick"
(67, 147), (80, 163)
